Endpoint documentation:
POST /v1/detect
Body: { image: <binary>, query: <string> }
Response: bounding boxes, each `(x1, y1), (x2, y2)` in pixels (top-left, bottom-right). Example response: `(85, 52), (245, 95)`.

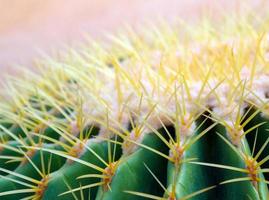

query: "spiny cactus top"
(0, 9), (269, 200)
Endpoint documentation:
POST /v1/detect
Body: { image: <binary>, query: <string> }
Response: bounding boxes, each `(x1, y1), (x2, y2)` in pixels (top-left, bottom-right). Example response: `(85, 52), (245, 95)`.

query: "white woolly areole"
(179, 117), (196, 138)
(224, 120), (244, 147)
(241, 67), (269, 105)
(122, 129), (146, 155)
(78, 56), (269, 151)
(70, 120), (80, 135)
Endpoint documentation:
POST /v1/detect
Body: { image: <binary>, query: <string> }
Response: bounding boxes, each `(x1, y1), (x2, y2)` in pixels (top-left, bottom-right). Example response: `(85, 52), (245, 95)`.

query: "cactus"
(0, 9), (269, 200)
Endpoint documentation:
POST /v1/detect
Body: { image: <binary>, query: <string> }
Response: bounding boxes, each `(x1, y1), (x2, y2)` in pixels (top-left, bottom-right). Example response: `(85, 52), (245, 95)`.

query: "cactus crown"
(0, 6), (269, 200)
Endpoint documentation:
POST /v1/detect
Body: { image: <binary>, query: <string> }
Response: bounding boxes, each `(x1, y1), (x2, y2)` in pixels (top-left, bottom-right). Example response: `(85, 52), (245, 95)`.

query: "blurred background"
(0, 0), (266, 77)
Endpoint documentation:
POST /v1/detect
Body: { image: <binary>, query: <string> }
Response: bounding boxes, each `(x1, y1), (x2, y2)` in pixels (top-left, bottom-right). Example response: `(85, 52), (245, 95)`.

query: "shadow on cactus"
(0, 6), (269, 200)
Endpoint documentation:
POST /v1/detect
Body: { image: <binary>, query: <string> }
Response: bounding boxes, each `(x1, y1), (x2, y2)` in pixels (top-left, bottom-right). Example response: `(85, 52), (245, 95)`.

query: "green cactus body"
(42, 140), (112, 200)
(244, 111), (269, 182)
(95, 129), (169, 200)
(0, 144), (65, 199)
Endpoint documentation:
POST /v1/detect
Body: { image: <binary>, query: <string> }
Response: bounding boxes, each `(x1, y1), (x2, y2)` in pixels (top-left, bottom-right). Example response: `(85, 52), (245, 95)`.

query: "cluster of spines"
(0, 8), (269, 200)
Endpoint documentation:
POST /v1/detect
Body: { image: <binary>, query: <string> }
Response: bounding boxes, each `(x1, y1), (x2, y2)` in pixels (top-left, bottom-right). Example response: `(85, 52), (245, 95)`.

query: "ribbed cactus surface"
(0, 10), (269, 200)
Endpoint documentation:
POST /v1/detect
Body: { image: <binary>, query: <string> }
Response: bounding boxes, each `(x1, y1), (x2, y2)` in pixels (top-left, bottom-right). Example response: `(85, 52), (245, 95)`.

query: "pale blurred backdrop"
(0, 0), (267, 77)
